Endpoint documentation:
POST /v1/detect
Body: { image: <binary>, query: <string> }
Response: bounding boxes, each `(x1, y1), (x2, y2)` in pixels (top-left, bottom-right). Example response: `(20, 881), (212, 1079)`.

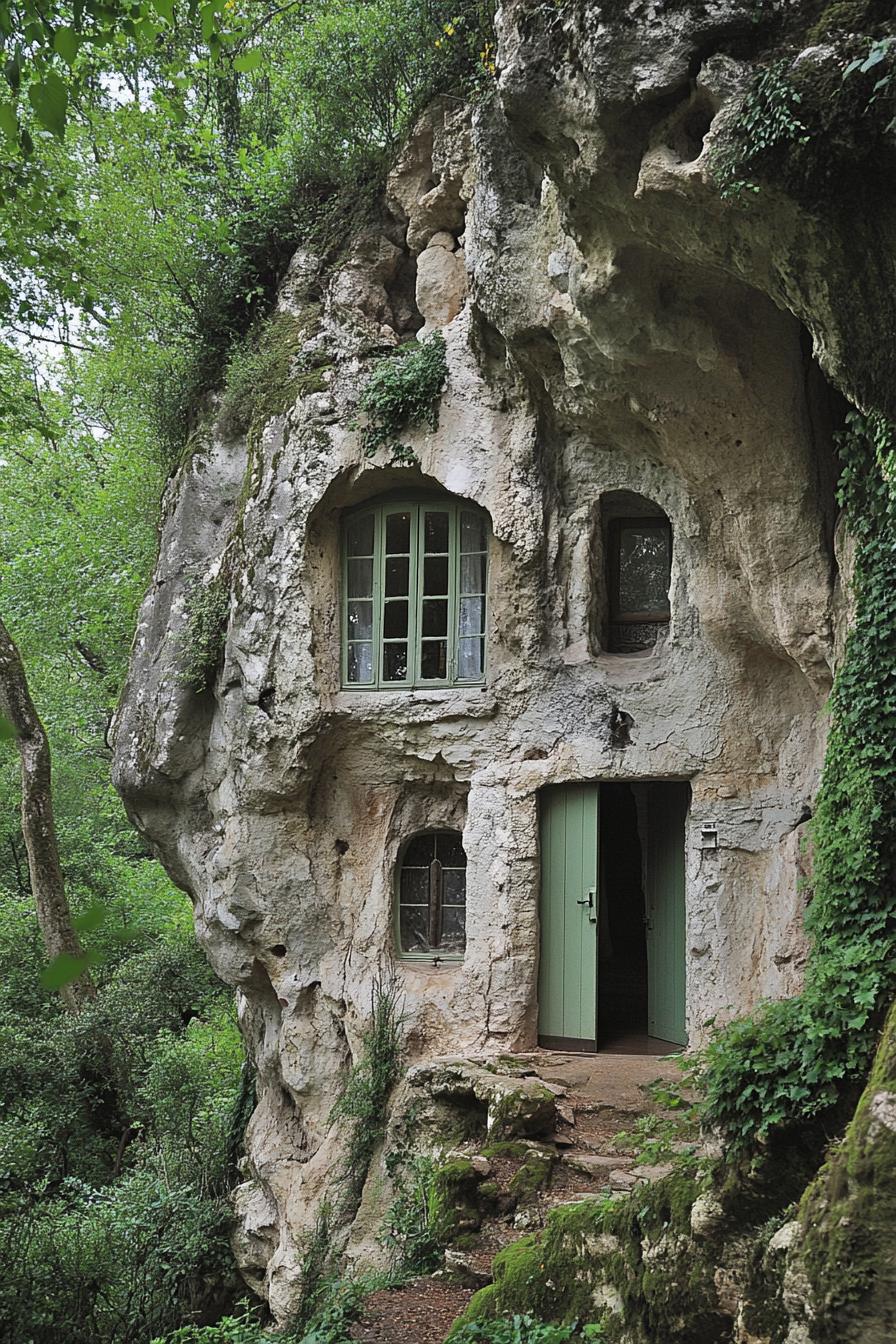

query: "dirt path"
(349, 1050), (688, 1343)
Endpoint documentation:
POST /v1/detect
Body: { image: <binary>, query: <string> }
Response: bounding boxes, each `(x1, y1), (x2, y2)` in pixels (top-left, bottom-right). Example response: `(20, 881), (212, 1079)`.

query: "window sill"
(398, 955), (464, 971)
(333, 686), (498, 720)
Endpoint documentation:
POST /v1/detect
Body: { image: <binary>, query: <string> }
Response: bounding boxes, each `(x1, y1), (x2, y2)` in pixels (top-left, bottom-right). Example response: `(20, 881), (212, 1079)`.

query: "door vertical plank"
(539, 784), (599, 1049)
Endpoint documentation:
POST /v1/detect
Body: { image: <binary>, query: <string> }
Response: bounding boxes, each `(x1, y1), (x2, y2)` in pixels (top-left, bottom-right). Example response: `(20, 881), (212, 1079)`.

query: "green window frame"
(395, 829), (467, 961)
(341, 498), (488, 689)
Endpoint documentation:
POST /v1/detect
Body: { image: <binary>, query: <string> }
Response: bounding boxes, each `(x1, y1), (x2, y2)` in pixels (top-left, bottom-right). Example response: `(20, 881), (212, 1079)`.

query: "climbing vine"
(699, 410), (896, 1146)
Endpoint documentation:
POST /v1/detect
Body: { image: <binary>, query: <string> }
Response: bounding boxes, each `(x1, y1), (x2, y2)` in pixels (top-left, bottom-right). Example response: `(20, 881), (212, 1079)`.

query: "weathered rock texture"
(112, 0), (896, 1324)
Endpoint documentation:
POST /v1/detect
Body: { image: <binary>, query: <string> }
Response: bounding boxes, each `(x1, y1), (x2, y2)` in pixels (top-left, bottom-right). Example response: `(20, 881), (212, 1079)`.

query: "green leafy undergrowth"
(0, 899), (246, 1343)
(698, 410), (896, 1147)
(358, 332), (448, 463)
(379, 1154), (444, 1270)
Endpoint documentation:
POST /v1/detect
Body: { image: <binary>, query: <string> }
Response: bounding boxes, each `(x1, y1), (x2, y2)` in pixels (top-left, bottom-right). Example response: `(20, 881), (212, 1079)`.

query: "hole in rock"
(269, 944), (287, 957)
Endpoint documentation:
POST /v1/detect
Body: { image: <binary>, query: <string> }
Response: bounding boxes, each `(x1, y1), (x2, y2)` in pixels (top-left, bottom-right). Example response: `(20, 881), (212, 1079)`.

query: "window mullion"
(428, 857), (442, 949)
(409, 504), (422, 687)
(373, 509), (384, 688)
(447, 503), (458, 685)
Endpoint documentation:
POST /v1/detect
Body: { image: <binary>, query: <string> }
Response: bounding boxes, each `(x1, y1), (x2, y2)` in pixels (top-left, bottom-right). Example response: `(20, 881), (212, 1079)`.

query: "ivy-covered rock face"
(112, 0), (896, 1326)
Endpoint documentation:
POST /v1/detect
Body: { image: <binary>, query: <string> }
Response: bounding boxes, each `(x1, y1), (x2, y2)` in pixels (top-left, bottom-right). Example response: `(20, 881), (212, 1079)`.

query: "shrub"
(379, 1155), (443, 1270)
(358, 332), (448, 463)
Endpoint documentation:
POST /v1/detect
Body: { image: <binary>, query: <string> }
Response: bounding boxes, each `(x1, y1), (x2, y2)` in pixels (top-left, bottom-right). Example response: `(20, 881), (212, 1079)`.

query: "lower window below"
(397, 829), (466, 958)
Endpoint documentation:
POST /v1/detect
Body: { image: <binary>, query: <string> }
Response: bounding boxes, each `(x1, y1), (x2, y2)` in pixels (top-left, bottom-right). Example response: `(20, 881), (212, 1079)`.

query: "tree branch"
(0, 614), (95, 1010)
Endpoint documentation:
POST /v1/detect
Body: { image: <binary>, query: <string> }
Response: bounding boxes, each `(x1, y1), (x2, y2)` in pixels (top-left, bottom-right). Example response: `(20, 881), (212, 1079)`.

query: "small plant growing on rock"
(357, 332), (448, 464)
(330, 974), (405, 1210)
(379, 1154), (443, 1270)
(177, 576), (231, 691)
(711, 60), (810, 197)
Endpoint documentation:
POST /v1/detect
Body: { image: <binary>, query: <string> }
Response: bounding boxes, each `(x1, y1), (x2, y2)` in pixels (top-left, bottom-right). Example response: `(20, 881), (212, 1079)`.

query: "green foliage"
(296, 1272), (403, 1344)
(330, 973), (405, 1210)
(450, 1316), (579, 1343)
(152, 1303), (271, 1344)
(379, 1154), (443, 1270)
(358, 331), (448, 463)
(698, 410), (896, 1146)
(0, 899), (247, 1341)
(219, 309), (325, 439)
(712, 60), (809, 197)
(178, 575), (231, 691)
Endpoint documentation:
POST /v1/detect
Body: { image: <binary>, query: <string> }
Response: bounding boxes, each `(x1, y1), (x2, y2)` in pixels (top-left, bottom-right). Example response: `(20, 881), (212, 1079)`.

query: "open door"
(538, 784), (599, 1051)
(645, 783), (688, 1046)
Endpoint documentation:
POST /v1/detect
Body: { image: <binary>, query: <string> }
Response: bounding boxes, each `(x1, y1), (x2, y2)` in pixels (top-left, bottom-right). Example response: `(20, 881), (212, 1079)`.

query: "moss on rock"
(793, 999), (896, 1339)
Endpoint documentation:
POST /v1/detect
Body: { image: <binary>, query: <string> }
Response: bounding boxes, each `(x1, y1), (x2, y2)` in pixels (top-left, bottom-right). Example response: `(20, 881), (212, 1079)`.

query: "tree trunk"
(0, 615), (95, 1010)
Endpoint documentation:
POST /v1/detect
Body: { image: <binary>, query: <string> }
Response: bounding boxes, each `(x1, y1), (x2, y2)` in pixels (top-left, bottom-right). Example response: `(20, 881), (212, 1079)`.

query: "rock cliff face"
(111, 0), (894, 1324)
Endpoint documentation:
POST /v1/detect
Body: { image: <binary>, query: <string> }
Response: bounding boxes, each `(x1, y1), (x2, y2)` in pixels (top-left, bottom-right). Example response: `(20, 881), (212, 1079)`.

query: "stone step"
(561, 1152), (634, 1176)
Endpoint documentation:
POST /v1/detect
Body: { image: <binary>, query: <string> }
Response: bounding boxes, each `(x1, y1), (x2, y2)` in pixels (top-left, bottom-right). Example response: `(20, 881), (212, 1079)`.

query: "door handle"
(577, 888), (597, 922)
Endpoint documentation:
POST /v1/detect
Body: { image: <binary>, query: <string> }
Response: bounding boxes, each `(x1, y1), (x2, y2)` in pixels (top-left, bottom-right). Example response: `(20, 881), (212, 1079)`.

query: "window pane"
(404, 834), (437, 866)
(436, 832), (466, 867)
(399, 905), (430, 953)
(384, 600), (409, 639)
(400, 866), (429, 902)
(457, 637), (484, 680)
(383, 642), (409, 681)
(441, 868), (467, 905)
(617, 525), (671, 615)
(386, 556), (410, 597)
(347, 558), (373, 599)
(424, 511), (449, 553)
(440, 905), (466, 954)
(420, 640), (447, 679)
(460, 553), (486, 594)
(459, 596), (485, 637)
(461, 511), (486, 552)
(424, 555), (449, 595)
(346, 514), (374, 556)
(347, 600), (373, 641)
(347, 643), (373, 684)
(422, 599), (448, 638)
(386, 511), (411, 553)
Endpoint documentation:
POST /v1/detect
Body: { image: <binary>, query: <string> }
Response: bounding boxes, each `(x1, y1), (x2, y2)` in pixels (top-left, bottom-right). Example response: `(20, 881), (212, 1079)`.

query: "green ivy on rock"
(699, 410), (896, 1146)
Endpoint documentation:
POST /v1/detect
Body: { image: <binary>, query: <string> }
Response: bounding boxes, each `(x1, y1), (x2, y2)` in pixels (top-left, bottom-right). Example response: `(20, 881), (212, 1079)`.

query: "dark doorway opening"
(598, 783), (685, 1054)
(599, 783), (648, 1050)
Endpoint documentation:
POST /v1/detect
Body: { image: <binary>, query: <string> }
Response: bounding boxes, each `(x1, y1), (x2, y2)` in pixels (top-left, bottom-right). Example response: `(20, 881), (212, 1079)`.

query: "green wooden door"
(645, 784), (688, 1046)
(538, 784), (599, 1050)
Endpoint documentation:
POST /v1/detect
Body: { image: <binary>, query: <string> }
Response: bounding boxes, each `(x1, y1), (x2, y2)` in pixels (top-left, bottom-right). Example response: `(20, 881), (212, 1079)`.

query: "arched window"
(342, 497), (488, 688)
(396, 830), (466, 959)
(602, 494), (672, 654)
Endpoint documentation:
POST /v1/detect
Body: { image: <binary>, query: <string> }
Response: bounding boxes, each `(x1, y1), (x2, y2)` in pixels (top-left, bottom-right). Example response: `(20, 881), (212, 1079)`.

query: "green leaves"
(0, 712), (14, 741)
(359, 333), (448, 464)
(52, 26), (81, 66)
(233, 48), (263, 73)
(28, 70), (69, 138)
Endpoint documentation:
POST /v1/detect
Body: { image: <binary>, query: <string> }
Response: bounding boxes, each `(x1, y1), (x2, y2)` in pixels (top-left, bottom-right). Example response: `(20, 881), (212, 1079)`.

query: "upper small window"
(606, 515), (671, 654)
(342, 498), (488, 688)
(397, 830), (466, 959)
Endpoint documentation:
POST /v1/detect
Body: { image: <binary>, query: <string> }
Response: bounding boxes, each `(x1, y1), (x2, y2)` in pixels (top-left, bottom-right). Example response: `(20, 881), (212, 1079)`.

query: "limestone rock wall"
(108, 0), (892, 1317)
